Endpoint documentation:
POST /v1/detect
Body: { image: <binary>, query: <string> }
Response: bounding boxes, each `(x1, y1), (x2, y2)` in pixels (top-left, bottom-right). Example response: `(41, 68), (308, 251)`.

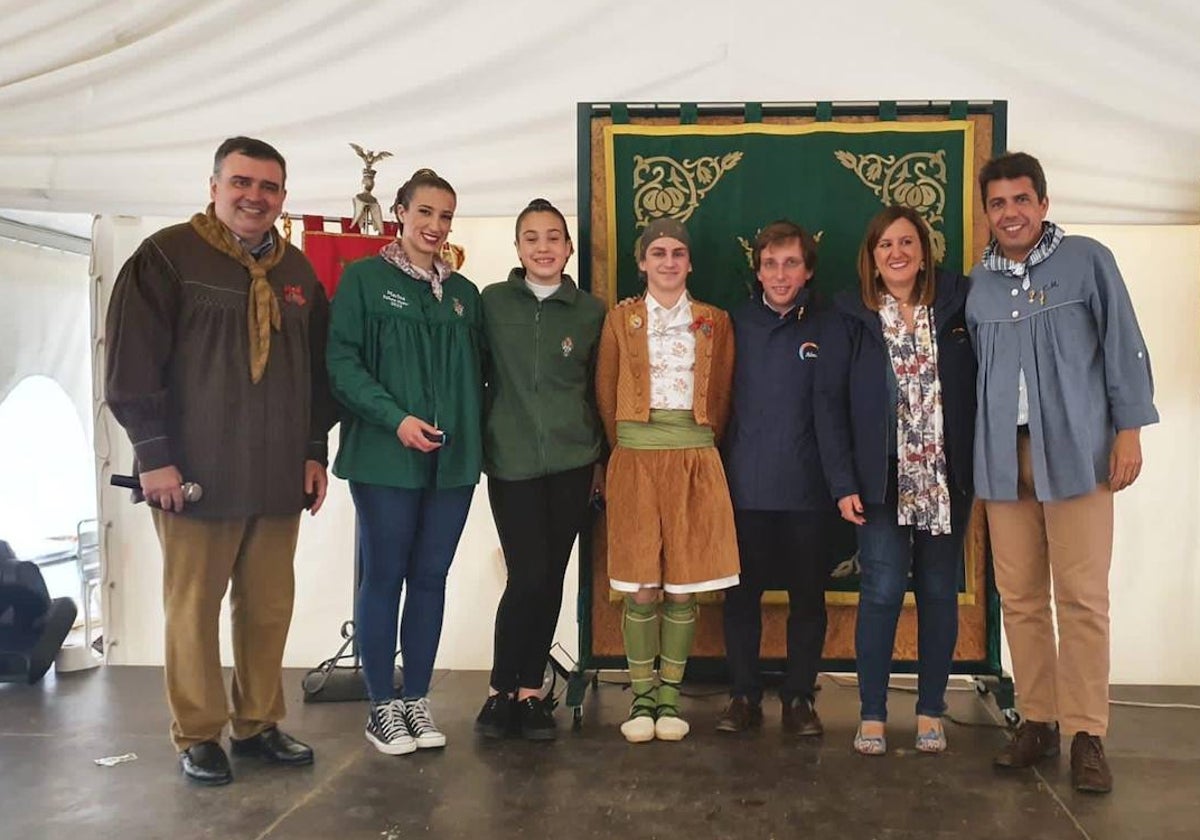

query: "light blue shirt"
(967, 235), (1158, 501)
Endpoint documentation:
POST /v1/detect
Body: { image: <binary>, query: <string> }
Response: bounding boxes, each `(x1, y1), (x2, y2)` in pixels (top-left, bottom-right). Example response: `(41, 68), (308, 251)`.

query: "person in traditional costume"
(595, 218), (739, 743)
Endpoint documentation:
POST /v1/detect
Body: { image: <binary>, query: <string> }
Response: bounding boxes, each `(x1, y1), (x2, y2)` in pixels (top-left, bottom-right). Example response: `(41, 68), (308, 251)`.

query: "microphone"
(110, 474), (204, 504)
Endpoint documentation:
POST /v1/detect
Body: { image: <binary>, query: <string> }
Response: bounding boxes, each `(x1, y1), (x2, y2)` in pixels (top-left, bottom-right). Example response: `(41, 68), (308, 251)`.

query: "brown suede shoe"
(781, 697), (823, 736)
(994, 720), (1061, 768)
(715, 697), (763, 733)
(1070, 732), (1113, 793)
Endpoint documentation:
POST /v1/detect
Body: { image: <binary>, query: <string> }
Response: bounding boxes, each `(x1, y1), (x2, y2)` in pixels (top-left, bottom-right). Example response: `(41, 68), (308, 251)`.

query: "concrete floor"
(1, 666), (1196, 839)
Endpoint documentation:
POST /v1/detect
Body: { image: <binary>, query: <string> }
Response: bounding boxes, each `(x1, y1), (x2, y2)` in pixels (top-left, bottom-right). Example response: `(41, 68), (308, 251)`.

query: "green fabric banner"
(604, 121), (974, 311)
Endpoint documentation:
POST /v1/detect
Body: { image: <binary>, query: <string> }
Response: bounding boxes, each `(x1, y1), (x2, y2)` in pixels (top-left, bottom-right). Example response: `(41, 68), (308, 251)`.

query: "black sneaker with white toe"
(403, 697), (447, 749)
(365, 700), (416, 755)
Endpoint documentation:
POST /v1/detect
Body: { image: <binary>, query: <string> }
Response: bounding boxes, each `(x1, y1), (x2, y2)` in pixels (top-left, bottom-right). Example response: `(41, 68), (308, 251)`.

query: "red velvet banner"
(301, 229), (389, 299)
(299, 216), (462, 299)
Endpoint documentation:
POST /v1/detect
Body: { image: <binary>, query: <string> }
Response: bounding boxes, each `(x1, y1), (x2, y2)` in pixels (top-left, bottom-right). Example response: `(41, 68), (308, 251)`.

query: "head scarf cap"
(636, 218), (691, 260)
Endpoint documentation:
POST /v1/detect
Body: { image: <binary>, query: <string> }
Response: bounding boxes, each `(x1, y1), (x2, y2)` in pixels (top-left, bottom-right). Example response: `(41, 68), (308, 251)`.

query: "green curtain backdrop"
(605, 121), (974, 311)
(602, 119), (978, 605)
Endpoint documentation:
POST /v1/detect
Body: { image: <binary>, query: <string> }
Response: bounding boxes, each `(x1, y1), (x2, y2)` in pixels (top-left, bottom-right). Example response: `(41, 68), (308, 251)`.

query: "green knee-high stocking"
(658, 596), (697, 716)
(622, 596), (660, 719)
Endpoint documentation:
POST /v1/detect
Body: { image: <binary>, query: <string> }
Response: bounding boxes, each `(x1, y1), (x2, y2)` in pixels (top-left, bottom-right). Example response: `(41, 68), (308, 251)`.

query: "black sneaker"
(475, 693), (516, 739)
(518, 697), (557, 741)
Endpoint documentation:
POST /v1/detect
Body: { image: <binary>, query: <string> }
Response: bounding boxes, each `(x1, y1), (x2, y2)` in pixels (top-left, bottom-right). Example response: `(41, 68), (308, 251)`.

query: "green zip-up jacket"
(481, 269), (606, 480)
(327, 255), (483, 489)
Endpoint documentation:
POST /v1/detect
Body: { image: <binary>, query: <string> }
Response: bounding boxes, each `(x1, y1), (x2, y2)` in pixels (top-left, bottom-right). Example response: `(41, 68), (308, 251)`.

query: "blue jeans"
(855, 491), (969, 721)
(350, 481), (474, 702)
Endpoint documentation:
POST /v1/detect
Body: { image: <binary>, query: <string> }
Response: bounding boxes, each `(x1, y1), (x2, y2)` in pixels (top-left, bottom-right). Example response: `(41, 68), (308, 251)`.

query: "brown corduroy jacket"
(595, 297), (735, 449)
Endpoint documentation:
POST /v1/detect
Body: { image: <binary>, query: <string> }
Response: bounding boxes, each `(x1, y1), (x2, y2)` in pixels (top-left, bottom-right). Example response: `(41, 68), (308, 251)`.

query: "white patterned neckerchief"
(878, 294), (953, 535)
(982, 221), (1064, 279)
(379, 239), (452, 301)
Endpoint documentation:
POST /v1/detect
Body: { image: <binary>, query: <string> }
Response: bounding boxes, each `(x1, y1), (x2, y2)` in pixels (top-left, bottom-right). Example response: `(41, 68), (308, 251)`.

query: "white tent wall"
(2, 2), (1200, 225)
(0, 236), (95, 550)
(0, 237), (91, 437)
(89, 216), (1200, 684)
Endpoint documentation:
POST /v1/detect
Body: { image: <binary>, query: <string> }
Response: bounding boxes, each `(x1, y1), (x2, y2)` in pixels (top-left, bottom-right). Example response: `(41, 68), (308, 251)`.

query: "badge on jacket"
(452, 297), (464, 317)
(561, 336), (574, 357)
(283, 284), (307, 306)
(799, 341), (819, 360)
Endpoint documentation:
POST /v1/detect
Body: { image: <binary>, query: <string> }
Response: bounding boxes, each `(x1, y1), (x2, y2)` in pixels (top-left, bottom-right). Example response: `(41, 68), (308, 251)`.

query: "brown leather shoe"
(781, 697), (823, 736)
(994, 720), (1060, 768)
(715, 697), (763, 733)
(1070, 732), (1113, 793)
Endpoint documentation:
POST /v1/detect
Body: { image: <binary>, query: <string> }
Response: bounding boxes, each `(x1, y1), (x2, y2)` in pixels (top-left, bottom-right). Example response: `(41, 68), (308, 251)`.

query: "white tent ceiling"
(2, 0), (1199, 225)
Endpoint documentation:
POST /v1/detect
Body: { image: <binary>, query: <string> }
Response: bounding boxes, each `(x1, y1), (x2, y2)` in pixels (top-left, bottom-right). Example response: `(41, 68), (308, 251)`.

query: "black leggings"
(488, 464), (593, 692)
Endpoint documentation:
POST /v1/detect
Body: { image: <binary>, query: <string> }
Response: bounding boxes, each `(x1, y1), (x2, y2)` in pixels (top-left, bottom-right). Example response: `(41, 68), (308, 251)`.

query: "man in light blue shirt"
(966, 152), (1157, 794)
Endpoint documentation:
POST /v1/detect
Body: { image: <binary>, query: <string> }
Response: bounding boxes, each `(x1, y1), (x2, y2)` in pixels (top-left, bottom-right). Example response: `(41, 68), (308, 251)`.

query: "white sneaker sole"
(366, 730), (417, 755)
(413, 732), (447, 749)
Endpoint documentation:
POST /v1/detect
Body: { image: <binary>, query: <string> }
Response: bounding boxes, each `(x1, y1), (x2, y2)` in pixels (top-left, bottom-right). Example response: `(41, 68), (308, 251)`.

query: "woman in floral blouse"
(814, 206), (976, 756)
(594, 217), (739, 744)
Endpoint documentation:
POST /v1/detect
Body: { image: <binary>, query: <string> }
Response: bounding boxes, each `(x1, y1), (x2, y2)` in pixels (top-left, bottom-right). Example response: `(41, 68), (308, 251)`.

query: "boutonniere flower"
(561, 336), (574, 357)
(628, 313), (643, 330)
(688, 314), (714, 337)
(452, 297), (465, 317)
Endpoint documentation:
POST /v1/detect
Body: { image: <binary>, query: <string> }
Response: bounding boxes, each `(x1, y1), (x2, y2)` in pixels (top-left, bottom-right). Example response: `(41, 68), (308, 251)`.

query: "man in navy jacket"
(718, 220), (837, 735)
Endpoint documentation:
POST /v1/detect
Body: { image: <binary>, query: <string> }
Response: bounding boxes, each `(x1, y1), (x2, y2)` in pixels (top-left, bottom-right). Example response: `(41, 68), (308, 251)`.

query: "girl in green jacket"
(474, 199), (606, 740)
(327, 169), (483, 757)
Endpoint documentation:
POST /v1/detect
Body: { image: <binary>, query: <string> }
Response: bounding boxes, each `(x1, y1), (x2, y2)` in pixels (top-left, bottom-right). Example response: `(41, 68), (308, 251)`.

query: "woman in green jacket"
(474, 198), (606, 740)
(327, 168), (483, 757)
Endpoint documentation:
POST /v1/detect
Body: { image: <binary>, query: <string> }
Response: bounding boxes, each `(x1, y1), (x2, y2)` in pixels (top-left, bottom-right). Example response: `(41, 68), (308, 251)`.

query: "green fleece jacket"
(327, 256), (482, 489)
(481, 269), (606, 480)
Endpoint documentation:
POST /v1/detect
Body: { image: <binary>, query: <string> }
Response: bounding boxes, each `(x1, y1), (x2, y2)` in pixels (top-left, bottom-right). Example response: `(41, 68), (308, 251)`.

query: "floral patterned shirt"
(645, 293), (695, 410)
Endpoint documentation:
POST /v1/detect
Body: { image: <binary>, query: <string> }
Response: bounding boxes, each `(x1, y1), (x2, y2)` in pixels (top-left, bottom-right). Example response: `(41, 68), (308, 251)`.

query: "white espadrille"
(620, 715), (656, 743)
(654, 714), (690, 741)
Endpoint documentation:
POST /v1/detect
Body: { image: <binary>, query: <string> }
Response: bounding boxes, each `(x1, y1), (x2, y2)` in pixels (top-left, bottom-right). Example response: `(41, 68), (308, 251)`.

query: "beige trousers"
(152, 509), (301, 751)
(984, 433), (1113, 736)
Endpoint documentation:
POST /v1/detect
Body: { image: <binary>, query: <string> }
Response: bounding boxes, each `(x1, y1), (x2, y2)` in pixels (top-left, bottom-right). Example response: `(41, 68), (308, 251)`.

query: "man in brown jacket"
(105, 136), (336, 785)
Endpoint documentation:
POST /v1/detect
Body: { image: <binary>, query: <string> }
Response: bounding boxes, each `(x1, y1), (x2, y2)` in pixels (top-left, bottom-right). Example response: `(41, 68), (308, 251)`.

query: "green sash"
(616, 409), (714, 450)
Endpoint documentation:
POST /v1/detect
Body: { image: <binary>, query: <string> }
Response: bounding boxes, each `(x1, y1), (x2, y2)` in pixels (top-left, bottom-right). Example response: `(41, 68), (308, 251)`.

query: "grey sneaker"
(365, 700), (416, 755)
(403, 697), (447, 749)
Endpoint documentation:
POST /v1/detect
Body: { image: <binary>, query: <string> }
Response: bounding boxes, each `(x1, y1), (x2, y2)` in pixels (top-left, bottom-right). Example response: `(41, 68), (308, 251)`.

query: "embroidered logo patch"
(799, 341), (819, 360)
(282, 285), (307, 306)
(383, 290), (409, 309)
(561, 336), (574, 357)
(452, 297), (464, 317)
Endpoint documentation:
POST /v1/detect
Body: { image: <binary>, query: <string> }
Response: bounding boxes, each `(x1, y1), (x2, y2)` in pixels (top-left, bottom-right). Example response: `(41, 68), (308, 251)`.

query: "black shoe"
(475, 693), (516, 739)
(715, 696), (763, 733)
(518, 697), (557, 741)
(230, 726), (314, 765)
(180, 741), (232, 786)
(781, 696), (823, 736)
